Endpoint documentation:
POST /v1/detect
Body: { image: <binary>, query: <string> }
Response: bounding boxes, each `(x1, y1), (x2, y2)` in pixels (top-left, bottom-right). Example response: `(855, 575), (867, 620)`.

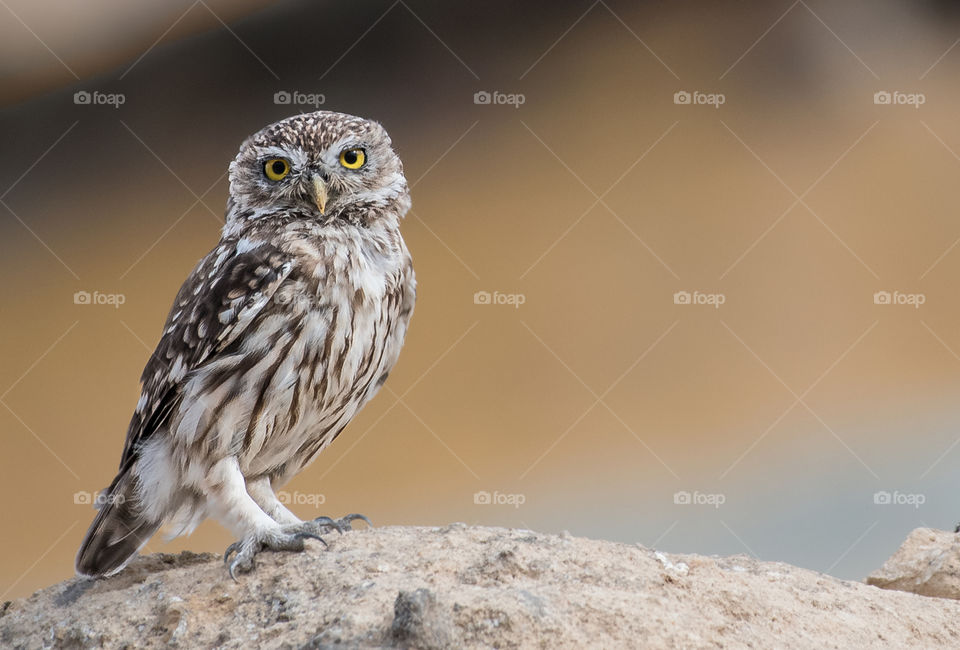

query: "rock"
(867, 527), (960, 600)
(390, 588), (452, 649)
(4, 525), (960, 648)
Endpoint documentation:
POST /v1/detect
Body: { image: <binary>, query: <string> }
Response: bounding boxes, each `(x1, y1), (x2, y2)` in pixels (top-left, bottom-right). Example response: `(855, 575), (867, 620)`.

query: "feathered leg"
(204, 458), (325, 579)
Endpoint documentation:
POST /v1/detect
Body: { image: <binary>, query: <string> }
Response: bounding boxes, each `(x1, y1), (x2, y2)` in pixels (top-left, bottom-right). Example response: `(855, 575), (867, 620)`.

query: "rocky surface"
(867, 526), (960, 601)
(4, 525), (960, 649)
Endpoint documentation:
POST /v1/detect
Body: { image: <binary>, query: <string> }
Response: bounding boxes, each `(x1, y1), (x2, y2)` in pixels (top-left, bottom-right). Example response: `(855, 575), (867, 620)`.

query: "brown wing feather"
(117, 241), (293, 469)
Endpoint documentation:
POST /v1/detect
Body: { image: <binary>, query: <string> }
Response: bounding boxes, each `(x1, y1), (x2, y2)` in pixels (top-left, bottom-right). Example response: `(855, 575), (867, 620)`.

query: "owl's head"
(227, 111), (409, 226)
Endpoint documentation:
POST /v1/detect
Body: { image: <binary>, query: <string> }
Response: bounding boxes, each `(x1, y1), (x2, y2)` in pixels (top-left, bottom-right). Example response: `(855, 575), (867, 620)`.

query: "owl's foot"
(222, 514), (371, 580)
(223, 524), (327, 581)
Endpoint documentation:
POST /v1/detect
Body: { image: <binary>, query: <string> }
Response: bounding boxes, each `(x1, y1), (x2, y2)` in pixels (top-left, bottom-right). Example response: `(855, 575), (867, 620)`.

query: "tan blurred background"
(4, 0), (960, 600)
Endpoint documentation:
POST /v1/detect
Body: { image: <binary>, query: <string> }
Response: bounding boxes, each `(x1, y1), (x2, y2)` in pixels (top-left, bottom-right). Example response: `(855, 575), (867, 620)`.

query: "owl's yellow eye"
(264, 158), (290, 181)
(339, 148), (365, 169)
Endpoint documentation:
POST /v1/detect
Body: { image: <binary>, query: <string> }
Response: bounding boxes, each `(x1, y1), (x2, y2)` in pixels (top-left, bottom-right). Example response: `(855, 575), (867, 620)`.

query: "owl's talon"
(225, 540), (259, 581)
(223, 540), (245, 565)
(336, 513), (372, 530)
(290, 529), (329, 547)
(311, 515), (343, 532)
(228, 554), (254, 582)
(307, 513), (370, 534)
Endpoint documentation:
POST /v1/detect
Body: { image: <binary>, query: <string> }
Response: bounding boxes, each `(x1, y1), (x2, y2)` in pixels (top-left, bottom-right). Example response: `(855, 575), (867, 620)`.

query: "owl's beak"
(311, 176), (329, 214)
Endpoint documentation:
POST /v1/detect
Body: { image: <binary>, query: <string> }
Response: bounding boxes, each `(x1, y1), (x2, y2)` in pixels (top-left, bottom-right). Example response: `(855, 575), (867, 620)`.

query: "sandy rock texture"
(867, 527), (960, 601)
(4, 525), (960, 649)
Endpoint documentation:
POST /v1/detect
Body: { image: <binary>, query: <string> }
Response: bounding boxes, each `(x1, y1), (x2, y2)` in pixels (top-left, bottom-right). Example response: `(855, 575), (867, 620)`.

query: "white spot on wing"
(170, 355), (186, 381)
(236, 238), (262, 254)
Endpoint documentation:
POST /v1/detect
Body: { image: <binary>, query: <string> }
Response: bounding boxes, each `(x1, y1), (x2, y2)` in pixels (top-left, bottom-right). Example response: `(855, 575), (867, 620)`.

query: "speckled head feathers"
(226, 111), (409, 227)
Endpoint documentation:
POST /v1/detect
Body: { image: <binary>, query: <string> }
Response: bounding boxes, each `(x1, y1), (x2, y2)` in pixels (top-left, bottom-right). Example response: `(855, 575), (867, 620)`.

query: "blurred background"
(3, 0), (960, 600)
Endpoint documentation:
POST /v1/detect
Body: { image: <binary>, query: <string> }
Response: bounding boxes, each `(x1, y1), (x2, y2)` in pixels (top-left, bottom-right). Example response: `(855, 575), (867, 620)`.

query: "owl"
(76, 111), (415, 579)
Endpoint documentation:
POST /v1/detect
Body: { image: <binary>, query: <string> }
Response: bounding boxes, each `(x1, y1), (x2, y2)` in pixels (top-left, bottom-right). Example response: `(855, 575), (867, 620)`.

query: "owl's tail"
(75, 468), (161, 578)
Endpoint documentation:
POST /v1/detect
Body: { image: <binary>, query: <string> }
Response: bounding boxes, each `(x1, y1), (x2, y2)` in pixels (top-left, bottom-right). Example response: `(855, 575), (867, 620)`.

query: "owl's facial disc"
(255, 141), (375, 217)
(227, 111), (410, 227)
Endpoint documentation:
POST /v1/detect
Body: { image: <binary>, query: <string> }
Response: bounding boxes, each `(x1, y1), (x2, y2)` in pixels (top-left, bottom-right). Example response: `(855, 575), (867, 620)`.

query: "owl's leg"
(202, 458), (326, 579)
(245, 476), (302, 526)
(246, 475), (372, 535)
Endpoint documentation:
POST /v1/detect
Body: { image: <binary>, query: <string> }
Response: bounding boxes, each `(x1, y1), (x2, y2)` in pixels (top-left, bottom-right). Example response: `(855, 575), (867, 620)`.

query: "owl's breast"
(233, 228), (412, 478)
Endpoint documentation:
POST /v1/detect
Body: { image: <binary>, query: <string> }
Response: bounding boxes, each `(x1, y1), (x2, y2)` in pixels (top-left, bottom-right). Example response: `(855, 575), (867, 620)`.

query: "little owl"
(76, 111), (415, 579)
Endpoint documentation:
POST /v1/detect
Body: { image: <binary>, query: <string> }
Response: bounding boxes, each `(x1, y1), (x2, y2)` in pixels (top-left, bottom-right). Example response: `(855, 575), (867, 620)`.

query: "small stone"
(867, 527), (960, 600)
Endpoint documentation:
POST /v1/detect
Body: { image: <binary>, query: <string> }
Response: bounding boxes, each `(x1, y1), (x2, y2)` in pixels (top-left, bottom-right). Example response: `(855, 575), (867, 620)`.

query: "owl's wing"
(117, 241), (293, 470)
